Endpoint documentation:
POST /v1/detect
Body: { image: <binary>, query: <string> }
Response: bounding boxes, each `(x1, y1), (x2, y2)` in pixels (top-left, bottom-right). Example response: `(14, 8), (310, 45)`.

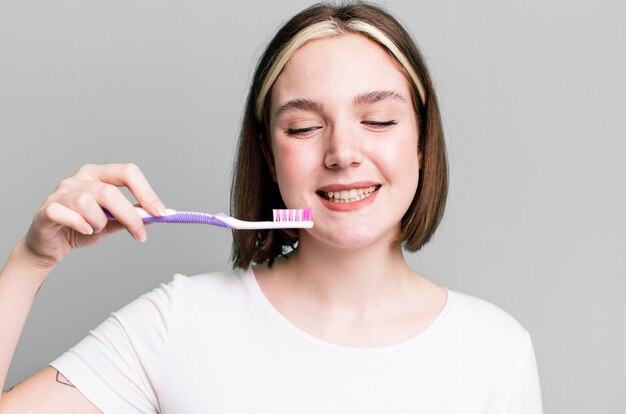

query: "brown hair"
(231, 1), (448, 269)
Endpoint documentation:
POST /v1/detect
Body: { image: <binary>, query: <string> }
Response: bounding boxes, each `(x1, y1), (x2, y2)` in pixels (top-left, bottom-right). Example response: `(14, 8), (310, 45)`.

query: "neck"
(276, 232), (416, 318)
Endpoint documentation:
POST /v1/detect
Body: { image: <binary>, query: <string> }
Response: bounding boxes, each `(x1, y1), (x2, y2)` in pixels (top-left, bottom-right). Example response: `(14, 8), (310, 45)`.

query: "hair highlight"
(254, 18), (427, 122)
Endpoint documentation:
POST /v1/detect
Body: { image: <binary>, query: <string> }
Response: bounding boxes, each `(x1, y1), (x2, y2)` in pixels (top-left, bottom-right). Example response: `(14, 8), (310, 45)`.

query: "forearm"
(0, 240), (52, 395)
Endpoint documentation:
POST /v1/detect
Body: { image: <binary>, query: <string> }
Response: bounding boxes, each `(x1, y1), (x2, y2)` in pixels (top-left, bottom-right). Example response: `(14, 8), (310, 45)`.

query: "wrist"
(2, 240), (55, 285)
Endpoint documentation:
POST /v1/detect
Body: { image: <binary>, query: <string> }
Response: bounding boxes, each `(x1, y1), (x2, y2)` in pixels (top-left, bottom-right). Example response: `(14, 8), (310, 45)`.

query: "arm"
(500, 335), (543, 414)
(0, 244), (103, 413)
(1, 367), (101, 413)
(0, 164), (165, 413)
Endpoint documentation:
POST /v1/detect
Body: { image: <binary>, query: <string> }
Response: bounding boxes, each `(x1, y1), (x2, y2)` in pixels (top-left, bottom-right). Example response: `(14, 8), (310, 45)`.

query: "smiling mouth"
(317, 185), (381, 203)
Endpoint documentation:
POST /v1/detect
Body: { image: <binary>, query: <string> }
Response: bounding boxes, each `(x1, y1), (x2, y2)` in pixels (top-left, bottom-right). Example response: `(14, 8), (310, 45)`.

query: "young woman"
(0, 3), (542, 413)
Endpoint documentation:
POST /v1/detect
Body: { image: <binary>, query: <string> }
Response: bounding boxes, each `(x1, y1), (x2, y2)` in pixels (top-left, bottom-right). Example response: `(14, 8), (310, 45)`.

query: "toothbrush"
(104, 207), (313, 230)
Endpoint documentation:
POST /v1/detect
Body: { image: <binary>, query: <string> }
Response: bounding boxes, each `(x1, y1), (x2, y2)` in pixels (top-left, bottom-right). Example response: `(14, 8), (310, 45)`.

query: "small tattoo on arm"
(56, 371), (76, 388)
(5, 382), (19, 393)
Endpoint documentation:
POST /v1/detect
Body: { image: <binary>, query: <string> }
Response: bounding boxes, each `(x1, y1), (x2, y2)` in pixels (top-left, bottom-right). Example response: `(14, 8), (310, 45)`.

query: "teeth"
(322, 185), (379, 203)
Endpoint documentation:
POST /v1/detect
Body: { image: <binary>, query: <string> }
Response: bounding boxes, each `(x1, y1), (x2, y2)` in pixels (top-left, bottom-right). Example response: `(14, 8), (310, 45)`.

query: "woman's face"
(268, 33), (420, 251)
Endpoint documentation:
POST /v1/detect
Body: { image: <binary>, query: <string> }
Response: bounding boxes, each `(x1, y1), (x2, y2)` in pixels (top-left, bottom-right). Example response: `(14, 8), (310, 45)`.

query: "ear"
(259, 134), (277, 182)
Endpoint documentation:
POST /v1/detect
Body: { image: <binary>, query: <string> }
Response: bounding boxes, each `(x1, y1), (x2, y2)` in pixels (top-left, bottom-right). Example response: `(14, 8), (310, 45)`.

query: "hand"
(22, 163), (166, 270)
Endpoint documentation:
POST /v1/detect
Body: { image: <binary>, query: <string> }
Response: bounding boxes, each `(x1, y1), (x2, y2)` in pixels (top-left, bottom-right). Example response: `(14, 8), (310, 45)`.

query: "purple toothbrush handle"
(103, 208), (234, 229)
(103, 208), (179, 222)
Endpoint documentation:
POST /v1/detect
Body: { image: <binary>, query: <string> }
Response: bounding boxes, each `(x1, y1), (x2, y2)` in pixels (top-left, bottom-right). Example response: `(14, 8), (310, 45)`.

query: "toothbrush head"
(272, 208), (312, 223)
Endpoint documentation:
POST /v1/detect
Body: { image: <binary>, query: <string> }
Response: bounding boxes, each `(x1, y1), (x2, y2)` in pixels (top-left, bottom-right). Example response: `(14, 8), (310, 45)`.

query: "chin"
(304, 226), (397, 252)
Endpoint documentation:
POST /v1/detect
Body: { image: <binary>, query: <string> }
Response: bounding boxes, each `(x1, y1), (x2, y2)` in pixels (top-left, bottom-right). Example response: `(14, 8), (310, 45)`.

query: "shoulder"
(172, 267), (249, 292)
(161, 267), (253, 314)
(130, 268), (248, 304)
(448, 290), (527, 332)
(443, 289), (533, 356)
(115, 268), (251, 323)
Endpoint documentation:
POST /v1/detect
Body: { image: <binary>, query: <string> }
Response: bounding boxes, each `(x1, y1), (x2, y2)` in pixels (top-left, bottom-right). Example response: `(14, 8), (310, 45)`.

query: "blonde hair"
(255, 19), (427, 122)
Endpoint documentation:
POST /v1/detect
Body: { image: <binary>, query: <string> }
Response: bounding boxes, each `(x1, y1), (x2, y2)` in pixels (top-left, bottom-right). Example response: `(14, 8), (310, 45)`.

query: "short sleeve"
(500, 334), (543, 414)
(50, 274), (185, 414)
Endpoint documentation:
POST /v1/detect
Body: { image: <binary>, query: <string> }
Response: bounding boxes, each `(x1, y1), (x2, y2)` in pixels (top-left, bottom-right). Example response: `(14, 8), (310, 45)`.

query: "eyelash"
(285, 126), (322, 137)
(362, 120), (398, 129)
(284, 120), (398, 137)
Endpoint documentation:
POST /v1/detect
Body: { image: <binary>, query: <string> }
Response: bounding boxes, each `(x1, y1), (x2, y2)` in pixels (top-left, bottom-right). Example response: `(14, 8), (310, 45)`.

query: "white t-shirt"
(51, 268), (542, 413)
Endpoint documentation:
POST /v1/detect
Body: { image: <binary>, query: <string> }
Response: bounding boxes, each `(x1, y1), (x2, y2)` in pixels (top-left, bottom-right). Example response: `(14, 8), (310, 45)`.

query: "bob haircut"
(231, 1), (448, 269)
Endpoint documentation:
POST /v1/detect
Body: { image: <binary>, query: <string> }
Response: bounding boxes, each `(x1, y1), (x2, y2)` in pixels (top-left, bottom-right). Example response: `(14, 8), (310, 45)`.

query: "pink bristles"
(272, 208), (313, 222)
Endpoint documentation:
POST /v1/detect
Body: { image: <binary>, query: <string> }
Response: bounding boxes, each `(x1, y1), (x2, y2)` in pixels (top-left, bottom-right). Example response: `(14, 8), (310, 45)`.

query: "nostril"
(324, 150), (363, 169)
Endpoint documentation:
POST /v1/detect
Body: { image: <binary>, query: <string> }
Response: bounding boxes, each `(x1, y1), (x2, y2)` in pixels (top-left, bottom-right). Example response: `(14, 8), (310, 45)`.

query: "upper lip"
(316, 181), (381, 192)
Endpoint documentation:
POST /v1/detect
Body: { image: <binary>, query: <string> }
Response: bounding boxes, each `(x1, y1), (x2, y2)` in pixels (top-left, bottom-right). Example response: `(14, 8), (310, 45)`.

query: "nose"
(324, 123), (363, 169)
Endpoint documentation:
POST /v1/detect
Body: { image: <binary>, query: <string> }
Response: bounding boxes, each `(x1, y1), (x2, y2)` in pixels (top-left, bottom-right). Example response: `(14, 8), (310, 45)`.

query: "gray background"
(1, 0), (624, 412)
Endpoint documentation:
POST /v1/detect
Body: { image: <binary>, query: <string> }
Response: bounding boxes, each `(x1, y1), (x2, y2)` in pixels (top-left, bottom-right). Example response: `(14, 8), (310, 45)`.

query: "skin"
(254, 33), (447, 347)
(0, 163), (164, 412)
(0, 33), (447, 413)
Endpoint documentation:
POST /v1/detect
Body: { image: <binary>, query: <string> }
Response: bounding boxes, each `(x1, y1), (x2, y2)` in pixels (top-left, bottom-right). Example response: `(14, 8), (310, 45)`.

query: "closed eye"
(362, 120), (398, 129)
(285, 126), (323, 137)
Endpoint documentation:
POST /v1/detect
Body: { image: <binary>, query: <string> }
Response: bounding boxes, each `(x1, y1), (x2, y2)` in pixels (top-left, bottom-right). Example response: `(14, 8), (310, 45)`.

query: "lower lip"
(318, 189), (379, 212)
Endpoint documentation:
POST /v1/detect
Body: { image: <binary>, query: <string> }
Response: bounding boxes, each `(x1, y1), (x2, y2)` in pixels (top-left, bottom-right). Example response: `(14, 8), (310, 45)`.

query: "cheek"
(379, 137), (420, 208)
(385, 140), (418, 165)
(396, 151), (420, 196)
(272, 140), (318, 192)
(377, 132), (420, 181)
(274, 144), (301, 177)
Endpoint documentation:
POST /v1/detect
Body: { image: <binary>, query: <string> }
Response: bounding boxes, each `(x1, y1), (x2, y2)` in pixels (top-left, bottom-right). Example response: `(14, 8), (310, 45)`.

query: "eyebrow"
(353, 90), (407, 106)
(275, 99), (324, 119)
(274, 90), (406, 119)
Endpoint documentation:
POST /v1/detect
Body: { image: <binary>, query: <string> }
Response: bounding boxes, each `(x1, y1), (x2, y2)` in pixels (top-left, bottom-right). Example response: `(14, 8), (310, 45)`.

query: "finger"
(76, 163), (167, 217)
(89, 183), (148, 242)
(99, 220), (126, 236)
(51, 192), (109, 234)
(38, 202), (94, 236)
(79, 220), (134, 247)
(67, 219), (133, 249)
(50, 180), (148, 242)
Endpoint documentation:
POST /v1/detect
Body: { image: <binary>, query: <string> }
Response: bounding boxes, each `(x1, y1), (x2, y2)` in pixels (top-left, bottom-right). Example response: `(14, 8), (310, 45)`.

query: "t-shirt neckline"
(243, 267), (454, 355)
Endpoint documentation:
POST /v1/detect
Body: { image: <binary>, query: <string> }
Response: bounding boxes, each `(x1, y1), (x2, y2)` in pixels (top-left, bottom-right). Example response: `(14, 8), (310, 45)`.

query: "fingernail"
(136, 229), (147, 242)
(153, 201), (167, 216)
(83, 226), (94, 235)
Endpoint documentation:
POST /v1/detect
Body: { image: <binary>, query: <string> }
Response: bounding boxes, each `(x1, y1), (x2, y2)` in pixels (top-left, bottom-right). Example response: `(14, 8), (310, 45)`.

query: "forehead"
(271, 33), (411, 105)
